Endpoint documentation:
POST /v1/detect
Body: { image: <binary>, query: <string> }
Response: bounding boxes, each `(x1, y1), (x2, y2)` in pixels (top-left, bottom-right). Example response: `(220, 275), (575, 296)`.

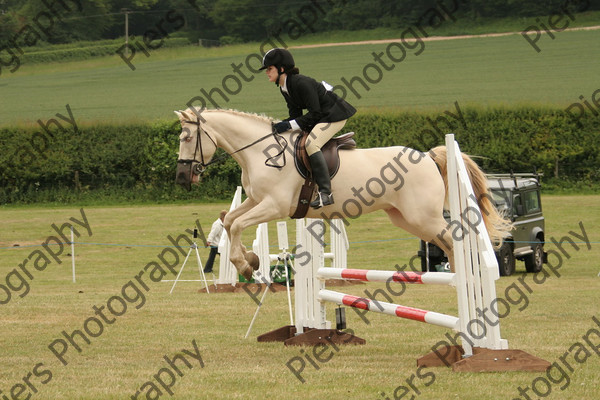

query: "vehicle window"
(491, 189), (510, 209)
(512, 194), (521, 215)
(522, 190), (541, 214)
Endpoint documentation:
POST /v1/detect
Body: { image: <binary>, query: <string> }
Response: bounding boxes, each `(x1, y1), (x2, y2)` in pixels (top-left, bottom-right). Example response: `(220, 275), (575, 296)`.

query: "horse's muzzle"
(176, 161), (200, 191)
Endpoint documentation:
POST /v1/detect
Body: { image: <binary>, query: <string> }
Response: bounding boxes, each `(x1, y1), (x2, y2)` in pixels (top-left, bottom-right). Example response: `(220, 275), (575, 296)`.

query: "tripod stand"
(165, 229), (213, 294)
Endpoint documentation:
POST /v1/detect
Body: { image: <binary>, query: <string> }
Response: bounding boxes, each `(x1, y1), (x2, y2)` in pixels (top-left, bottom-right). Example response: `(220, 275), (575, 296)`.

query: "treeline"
(1, 107), (598, 204)
(1, 0), (598, 48)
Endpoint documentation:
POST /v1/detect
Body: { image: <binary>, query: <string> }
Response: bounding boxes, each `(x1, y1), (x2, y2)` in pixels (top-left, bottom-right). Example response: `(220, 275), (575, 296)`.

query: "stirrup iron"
(310, 192), (334, 209)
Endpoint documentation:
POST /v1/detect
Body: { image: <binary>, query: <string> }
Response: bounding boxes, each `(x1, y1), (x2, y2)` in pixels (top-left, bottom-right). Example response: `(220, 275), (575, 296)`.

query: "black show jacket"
(281, 74), (356, 132)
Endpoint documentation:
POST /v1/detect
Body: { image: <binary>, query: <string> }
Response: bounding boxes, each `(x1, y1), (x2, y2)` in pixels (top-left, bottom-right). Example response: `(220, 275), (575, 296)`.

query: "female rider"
(260, 48), (356, 209)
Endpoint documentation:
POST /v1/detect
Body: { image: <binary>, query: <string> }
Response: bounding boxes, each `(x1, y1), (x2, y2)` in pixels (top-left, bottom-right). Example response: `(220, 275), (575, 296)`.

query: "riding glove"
(273, 121), (292, 133)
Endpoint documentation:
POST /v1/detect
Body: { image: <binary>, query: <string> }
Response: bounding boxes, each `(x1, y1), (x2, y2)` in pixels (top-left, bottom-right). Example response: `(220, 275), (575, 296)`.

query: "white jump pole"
(326, 219), (349, 268)
(318, 289), (460, 330)
(316, 268), (456, 286)
(252, 223), (274, 284)
(276, 221), (294, 326)
(244, 283), (271, 339)
(70, 226), (76, 283)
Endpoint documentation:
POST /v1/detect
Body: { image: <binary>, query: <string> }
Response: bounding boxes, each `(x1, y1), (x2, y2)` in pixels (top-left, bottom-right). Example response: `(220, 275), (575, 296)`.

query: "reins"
(179, 120), (288, 174)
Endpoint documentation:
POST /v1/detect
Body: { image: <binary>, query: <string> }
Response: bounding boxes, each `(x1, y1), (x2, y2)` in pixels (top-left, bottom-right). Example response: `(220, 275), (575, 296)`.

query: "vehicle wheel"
(525, 239), (544, 273)
(420, 255), (443, 272)
(497, 242), (515, 276)
(419, 241), (428, 272)
(419, 241), (441, 272)
(420, 254), (428, 272)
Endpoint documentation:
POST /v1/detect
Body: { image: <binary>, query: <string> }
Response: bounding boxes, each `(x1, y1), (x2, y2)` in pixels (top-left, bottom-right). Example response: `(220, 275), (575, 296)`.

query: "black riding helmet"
(259, 48), (295, 86)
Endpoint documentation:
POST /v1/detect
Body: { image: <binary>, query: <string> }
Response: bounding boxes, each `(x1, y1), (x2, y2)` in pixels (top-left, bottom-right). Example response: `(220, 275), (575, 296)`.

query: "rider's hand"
(273, 121), (292, 133)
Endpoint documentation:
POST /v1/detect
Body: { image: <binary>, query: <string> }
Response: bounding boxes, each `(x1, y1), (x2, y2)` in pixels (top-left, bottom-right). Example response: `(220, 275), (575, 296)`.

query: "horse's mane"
(186, 107), (275, 125)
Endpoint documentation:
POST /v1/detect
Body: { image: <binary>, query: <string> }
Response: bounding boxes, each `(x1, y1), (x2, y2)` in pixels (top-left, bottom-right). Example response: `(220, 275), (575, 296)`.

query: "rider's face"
(266, 65), (280, 83)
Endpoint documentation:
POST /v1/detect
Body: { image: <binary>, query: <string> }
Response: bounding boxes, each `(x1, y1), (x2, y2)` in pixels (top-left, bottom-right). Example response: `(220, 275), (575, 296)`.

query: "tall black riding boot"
(308, 151), (334, 208)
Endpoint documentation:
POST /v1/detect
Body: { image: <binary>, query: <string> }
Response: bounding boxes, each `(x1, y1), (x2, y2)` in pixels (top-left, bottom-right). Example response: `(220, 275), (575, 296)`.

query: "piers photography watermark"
(130, 339), (204, 399)
(184, 0), (462, 124)
(1, 220), (207, 399)
(520, 0), (590, 53)
(512, 316), (600, 400)
(1, 208), (91, 306)
(7, 104), (79, 168)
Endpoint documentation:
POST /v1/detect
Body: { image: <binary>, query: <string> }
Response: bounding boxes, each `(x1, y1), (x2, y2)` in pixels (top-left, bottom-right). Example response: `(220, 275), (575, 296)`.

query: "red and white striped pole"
(318, 289), (459, 330)
(317, 268), (455, 286)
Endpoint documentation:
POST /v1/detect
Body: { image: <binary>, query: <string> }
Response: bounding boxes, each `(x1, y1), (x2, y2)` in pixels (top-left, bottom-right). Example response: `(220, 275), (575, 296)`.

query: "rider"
(260, 48), (356, 209)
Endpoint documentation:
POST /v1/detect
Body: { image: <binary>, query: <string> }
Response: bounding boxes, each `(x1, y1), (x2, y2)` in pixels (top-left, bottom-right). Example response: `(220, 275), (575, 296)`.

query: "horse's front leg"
(222, 197), (258, 270)
(228, 199), (285, 280)
(223, 197), (257, 238)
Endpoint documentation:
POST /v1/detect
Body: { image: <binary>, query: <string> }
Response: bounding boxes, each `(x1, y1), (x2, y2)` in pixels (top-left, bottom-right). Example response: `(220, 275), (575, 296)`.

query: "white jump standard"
(259, 134), (550, 372)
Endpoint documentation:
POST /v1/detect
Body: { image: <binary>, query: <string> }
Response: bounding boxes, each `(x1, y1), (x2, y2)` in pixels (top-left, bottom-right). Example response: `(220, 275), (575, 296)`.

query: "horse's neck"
(206, 112), (274, 169)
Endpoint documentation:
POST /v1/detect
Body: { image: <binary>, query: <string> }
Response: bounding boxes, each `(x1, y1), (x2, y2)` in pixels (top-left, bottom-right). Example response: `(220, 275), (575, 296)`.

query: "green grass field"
(1, 195), (599, 399)
(2, 29), (599, 126)
(2, 16), (600, 399)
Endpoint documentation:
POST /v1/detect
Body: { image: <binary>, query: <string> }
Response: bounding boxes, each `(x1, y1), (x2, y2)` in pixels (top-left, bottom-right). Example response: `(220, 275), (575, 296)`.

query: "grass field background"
(2, 29), (599, 126)
(0, 195), (599, 399)
(2, 13), (600, 399)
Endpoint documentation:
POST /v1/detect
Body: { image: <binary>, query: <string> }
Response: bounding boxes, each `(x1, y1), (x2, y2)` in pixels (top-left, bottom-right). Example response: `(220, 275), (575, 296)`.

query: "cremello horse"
(175, 108), (509, 280)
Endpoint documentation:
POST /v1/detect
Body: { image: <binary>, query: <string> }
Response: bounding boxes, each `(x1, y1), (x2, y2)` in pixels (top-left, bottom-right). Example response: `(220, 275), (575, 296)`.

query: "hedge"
(20, 38), (192, 65)
(346, 106), (600, 181)
(1, 106), (598, 204)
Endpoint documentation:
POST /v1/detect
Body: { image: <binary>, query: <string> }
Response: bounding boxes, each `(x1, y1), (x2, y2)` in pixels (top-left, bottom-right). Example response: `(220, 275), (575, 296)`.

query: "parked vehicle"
(417, 173), (547, 276)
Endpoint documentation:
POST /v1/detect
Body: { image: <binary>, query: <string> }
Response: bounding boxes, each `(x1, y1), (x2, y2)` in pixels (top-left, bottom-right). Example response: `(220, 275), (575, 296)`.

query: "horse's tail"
(429, 146), (512, 247)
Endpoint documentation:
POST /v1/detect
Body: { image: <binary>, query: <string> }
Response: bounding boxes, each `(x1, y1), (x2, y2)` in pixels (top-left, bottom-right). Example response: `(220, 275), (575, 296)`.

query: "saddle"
(291, 131), (357, 219)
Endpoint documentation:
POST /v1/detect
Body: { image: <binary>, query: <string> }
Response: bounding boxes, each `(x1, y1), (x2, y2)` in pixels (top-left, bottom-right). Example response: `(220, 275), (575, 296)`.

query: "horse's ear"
(181, 110), (195, 122)
(174, 110), (186, 123)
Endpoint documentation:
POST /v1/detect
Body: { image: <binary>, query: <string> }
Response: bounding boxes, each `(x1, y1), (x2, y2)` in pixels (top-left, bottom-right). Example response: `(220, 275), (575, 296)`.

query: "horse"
(174, 108), (510, 280)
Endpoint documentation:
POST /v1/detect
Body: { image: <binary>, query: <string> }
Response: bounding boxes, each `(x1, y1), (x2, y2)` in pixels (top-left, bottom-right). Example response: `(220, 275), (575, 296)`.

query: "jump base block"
(257, 325), (366, 346)
(417, 346), (551, 372)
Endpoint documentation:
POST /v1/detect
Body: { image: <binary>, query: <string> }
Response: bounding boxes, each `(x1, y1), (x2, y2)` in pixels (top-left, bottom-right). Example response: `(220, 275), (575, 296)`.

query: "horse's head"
(174, 109), (217, 191)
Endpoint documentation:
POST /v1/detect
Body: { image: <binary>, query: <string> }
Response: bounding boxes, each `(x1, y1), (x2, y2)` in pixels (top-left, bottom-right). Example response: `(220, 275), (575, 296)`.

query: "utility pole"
(121, 8), (131, 57)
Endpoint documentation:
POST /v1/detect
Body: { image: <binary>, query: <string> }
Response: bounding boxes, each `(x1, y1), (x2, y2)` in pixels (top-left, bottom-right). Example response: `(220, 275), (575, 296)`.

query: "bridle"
(177, 119), (288, 178)
(177, 120), (218, 176)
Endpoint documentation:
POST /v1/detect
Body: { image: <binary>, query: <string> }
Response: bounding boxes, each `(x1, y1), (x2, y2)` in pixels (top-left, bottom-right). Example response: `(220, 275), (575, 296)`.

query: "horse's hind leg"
(429, 224), (455, 272)
(384, 207), (455, 271)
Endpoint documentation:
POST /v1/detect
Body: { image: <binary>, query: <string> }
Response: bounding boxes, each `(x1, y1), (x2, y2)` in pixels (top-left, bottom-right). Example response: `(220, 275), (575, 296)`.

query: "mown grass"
(12, 10), (600, 66)
(2, 26), (599, 126)
(0, 195), (599, 399)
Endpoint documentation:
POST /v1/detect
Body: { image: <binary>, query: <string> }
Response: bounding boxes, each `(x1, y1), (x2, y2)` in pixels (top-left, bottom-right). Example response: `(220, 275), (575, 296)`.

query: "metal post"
(71, 226), (76, 283)
(122, 9), (130, 57)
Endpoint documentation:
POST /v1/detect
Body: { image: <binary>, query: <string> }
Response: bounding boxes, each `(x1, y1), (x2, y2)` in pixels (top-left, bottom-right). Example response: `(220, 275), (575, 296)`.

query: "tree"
(210, 0), (277, 41)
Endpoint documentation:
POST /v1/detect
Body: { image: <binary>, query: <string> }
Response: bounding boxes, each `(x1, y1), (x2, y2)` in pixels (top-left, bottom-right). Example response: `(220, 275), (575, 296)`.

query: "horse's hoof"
(245, 251), (260, 271)
(241, 265), (253, 281)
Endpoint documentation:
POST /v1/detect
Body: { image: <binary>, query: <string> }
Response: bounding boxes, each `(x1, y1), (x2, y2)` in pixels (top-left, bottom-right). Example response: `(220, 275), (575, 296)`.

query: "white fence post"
(252, 223), (273, 284)
(217, 186), (243, 285)
(445, 134), (508, 355)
